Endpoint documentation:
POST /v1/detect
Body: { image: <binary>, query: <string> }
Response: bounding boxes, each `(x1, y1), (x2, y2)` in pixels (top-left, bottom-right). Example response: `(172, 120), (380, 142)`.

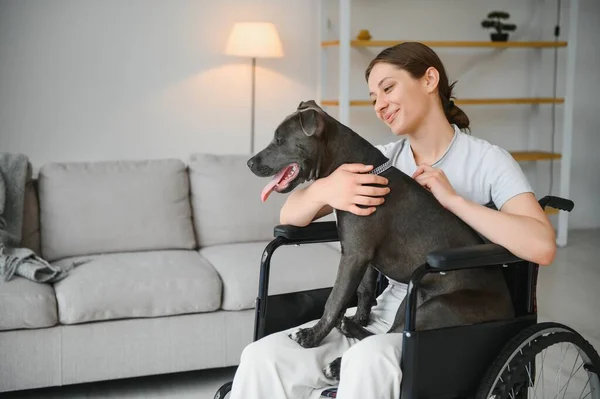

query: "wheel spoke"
(524, 363), (535, 399)
(552, 363), (584, 399)
(558, 354), (583, 399)
(578, 374), (591, 399)
(551, 343), (569, 396)
(534, 348), (548, 399)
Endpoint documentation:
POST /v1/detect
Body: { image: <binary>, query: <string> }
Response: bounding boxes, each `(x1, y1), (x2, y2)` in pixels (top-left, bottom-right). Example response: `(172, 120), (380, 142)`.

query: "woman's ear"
(423, 67), (440, 94)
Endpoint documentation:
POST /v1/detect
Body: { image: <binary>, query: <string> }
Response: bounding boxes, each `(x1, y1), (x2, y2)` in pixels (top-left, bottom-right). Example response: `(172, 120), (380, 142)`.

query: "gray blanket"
(0, 239), (72, 283)
(0, 153), (28, 247)
(0, 153), (71, 283)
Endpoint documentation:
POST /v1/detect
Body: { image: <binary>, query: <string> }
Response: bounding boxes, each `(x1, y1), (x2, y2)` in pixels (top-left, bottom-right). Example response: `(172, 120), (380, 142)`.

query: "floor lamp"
(225, 22), (284, 154)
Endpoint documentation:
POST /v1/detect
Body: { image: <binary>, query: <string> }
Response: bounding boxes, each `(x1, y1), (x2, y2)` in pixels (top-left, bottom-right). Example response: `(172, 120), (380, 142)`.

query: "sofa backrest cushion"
(188, 153), (288, 247)
(38, 159), (196, 261)
(21, 178), (41, 255)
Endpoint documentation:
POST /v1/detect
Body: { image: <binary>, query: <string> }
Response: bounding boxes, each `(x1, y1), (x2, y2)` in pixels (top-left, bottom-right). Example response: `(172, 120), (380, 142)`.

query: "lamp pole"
(251, 57), (256, 154)
(225, 22), (283, 154)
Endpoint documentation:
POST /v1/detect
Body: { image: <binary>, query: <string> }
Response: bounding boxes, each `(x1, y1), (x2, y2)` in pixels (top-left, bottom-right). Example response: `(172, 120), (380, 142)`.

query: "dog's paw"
(288, 327), (320, 348)
(337, 316), (373, 340)
(338, 316), (366, 338)
(352, 312), (369, 327)
(323, 357), (342, 381)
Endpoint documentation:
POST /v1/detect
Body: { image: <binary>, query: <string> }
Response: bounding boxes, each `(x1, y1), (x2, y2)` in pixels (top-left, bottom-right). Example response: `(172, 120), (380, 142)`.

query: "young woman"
(229, 42), (557, 399)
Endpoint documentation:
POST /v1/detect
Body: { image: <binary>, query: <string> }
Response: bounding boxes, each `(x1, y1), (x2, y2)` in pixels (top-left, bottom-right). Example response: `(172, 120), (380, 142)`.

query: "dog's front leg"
(290, 252), (370, 348)
(335, 265), (377, 341)
(350, 265), (378, 326)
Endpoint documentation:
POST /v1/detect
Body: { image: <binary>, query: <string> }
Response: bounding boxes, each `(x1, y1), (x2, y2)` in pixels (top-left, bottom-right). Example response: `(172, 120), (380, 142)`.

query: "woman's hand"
(317, 163), (390, 216)
(412, 165), (459, 208)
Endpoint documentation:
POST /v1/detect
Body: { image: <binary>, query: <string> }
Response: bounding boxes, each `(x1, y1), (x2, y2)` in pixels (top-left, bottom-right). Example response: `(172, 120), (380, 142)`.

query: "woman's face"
(367, 62), (432, 136)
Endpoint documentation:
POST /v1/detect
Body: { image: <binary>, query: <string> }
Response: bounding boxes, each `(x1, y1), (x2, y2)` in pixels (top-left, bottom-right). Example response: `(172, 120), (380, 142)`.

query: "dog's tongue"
(261, 166), (291, 202)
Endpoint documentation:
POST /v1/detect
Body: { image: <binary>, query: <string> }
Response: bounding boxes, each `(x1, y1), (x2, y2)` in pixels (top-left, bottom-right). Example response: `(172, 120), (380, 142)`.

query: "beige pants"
(230, 282), (407, 399)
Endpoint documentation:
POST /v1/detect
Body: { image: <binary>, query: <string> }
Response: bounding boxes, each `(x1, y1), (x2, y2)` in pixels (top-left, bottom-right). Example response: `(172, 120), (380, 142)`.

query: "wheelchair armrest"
(426, 243), (525, 271)
(273, 221), (339, 243)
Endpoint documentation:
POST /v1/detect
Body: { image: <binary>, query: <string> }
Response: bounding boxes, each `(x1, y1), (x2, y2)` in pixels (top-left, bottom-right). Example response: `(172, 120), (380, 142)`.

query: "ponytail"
(440, 82), (470, 131)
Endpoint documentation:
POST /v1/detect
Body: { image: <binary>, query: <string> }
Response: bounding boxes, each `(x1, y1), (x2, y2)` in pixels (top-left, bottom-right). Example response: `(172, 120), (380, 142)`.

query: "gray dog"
(247, 100), (514, 380)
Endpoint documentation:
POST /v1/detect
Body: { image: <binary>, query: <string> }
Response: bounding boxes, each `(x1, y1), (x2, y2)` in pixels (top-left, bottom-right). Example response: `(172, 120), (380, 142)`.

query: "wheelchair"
(214, 195), (599, 399)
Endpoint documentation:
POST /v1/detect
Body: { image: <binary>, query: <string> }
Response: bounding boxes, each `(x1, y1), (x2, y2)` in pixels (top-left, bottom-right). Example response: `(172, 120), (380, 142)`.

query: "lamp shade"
(225, 22), (284, 58)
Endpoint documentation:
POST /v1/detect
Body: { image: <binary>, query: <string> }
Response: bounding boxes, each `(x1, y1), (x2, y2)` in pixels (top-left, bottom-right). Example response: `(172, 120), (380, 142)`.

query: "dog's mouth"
(261, 162), (300, 202)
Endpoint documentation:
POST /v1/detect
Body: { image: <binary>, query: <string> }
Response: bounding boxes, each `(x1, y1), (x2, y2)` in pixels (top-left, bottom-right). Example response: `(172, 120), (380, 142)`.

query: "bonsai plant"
(481, 11), (517, 42)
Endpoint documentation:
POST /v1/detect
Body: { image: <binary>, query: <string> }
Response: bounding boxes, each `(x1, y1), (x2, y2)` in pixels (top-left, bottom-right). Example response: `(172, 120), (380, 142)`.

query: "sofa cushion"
(52, 250), (221, 325)
(38, 159), (196, 261)
(188, 153), (290, 247)
(21, 177), (41, 255)
(0, 277), (58, 331)
(199, 241), (340, 311)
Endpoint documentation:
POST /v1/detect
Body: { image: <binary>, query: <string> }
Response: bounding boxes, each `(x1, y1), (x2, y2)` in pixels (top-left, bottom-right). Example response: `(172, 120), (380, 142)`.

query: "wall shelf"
(511, 152), (562, 162)
(321, 98), (564, 107)
(321, 40), (568, 48)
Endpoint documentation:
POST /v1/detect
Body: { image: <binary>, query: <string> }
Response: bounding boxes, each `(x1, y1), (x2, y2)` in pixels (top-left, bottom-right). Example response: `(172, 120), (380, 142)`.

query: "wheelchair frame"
(215, 195), (598, 399)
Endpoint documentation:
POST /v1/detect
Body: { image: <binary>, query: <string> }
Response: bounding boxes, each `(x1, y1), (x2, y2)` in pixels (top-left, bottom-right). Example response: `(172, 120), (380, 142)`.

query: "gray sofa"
(0, 153), (340, 393)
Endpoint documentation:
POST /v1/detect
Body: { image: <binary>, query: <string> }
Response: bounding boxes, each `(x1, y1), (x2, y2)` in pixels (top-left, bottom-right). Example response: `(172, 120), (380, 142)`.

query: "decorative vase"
(356, 29), (372, 41)
(491, 32), (509, 42)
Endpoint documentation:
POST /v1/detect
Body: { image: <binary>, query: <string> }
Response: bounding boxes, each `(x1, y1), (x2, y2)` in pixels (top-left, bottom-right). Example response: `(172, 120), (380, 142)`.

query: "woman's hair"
(365, 42), (470, 130)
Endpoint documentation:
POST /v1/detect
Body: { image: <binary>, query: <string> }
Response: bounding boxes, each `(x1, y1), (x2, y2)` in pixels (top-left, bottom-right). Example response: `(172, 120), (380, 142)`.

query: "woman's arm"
(413, 165), (556, 266)
(280, 163), (390, 226)
(279, 182), (334, 227)
(446, 193), (556, 266)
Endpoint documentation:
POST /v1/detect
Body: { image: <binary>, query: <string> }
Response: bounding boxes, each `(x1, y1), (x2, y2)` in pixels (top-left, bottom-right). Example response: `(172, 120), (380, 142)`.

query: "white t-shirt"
(375, 124), (534, 210)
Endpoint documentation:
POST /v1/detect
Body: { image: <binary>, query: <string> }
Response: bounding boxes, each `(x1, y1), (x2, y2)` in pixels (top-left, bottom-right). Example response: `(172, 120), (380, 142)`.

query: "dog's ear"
(298, 108), (325, 137)
(297, 100), (320, 110)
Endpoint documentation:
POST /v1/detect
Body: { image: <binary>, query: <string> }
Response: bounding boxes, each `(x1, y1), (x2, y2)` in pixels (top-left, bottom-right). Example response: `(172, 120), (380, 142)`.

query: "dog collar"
(369, 159), (393, 175)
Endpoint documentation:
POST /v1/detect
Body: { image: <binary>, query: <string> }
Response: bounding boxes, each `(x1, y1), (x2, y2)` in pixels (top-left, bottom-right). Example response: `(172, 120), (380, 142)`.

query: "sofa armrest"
(273, 222), (339, 243)
(426, 243), (525, 271)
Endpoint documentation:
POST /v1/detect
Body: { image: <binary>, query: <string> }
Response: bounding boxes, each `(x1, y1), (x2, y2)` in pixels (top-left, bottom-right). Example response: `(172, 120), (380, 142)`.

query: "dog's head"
(248, 100), (329, 202)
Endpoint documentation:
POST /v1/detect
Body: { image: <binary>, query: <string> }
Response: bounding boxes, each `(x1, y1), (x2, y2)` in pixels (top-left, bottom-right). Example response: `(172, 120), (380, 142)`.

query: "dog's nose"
(247, 158), (255, 169)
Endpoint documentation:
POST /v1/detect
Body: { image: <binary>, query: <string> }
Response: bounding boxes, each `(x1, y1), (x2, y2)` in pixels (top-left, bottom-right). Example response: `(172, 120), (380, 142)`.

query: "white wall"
(0, 0), (320, 162)
(0, 0), (598, 230)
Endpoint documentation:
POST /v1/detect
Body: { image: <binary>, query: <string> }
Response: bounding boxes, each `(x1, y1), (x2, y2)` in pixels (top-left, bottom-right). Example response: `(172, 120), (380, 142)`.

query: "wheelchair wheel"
(213, 381), (232, 399)
(476, 322), (600, 399)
